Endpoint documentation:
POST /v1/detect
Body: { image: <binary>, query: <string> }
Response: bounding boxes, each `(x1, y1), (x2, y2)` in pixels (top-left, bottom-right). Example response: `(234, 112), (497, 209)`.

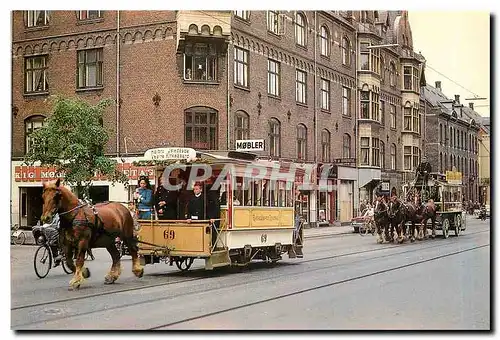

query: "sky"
(409, 11), (490, 117)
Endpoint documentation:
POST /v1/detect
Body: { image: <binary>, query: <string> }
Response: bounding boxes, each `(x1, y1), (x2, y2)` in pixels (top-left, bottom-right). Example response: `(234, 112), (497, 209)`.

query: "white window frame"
(234, 47), (249, 87)
(296, 69), (307, 104)
(25, 11), (49, 27)
(234, 10), (249, 20)
(267, 59), (280, 97)
(295, 13), (306, 46)
(320, 78), (330, 111)
(320, 26), (329, 56)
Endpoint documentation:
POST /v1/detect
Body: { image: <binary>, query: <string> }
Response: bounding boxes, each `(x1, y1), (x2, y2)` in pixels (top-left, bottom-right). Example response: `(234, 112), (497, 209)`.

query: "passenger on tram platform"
(154, 177), (178, 220)
(186, 182), (206, 222)
(134, 176), (153, 219)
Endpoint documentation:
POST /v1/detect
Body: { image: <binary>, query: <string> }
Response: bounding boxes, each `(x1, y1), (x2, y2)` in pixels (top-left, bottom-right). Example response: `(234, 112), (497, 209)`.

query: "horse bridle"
(45, 187), (87, 218)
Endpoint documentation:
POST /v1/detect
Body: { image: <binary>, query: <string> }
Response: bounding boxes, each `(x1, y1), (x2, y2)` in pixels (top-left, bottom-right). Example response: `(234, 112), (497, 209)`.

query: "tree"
(24, 96), (128, 198)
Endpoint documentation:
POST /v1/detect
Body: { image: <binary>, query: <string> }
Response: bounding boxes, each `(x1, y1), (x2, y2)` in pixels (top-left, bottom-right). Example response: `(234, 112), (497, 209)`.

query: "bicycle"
(11, 224), (26, 245)
(34, 241), (72, 279)
(359, 217), (376, 236)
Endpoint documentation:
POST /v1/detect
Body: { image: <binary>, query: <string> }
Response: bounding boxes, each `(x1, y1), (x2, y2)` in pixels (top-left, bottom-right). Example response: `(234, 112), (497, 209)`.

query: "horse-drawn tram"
(402, 171), (466, 238)
(135, 148), (304, 272)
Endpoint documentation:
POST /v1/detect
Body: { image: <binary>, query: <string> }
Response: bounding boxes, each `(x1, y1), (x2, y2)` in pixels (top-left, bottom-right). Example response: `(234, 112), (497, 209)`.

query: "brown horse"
(41, 179), (144, 290)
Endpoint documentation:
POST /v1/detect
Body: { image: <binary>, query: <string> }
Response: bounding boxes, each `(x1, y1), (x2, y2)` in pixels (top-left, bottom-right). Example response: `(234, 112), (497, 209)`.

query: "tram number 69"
(260, 234), (267, 243)
(163, 230), (176, 240)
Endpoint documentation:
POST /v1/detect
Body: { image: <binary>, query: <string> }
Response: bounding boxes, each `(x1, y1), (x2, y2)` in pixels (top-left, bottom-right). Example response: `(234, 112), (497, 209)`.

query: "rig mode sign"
(235, 139), (265, 152)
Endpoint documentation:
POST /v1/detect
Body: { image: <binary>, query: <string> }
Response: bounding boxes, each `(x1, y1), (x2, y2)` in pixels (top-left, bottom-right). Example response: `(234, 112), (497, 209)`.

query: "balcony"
(176, 10), (231, 53)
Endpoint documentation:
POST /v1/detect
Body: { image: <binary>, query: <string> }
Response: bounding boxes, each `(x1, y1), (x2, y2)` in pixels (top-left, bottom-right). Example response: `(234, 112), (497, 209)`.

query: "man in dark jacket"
(155, 177), (178, 220)
(186, 182), (205, 222)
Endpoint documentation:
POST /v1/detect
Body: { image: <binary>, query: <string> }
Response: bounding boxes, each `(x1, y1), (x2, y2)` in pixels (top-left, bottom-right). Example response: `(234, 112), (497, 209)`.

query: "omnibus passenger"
(134, 176), (153, 219)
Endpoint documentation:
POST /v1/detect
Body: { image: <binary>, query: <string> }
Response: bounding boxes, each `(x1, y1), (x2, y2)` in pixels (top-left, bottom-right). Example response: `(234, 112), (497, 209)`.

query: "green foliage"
(24, 96), (128, 195)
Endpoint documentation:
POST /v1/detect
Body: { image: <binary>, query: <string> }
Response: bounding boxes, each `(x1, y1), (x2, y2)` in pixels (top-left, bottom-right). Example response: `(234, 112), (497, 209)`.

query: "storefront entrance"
(19, 187), (43, 227)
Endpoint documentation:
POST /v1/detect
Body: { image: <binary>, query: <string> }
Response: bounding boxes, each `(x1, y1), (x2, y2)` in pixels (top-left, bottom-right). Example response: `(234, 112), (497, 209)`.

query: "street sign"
(332, 158), (356, 164)
(235, 139), (265, 151)
(144, 147), (196, 161)
(381, 181), (390, 192)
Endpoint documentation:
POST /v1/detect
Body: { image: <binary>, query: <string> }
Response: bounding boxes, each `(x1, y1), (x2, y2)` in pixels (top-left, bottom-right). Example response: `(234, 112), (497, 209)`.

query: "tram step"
(205, 249), (230, 270)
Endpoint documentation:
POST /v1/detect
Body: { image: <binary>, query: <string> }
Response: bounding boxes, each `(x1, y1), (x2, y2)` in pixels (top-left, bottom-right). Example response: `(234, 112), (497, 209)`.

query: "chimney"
(454, 95), (460, 104)
(469, 102), (474, 110)
(435, 81), (441, 90)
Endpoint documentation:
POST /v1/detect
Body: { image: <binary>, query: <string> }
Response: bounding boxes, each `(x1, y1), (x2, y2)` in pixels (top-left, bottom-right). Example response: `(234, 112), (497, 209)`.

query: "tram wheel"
(175, 257), (194, 272)
(442, 218), (450, 239)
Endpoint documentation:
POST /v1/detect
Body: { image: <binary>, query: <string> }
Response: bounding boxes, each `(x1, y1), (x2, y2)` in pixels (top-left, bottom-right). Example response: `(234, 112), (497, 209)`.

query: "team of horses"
(372, 191), (437, 244)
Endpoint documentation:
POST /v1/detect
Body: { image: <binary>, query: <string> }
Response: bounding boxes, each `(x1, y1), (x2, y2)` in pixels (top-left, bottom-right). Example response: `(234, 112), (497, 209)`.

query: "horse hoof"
(411, 238), (415, 243)
(104, 276), (116, 284)
(82, 268), (91, 279)
(137, 268), (144, 278)
(69, 283), (81, 291)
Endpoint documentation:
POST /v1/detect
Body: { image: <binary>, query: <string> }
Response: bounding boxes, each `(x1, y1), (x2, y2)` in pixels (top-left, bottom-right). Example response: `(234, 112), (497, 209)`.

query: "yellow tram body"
(134, 149), (304, 271)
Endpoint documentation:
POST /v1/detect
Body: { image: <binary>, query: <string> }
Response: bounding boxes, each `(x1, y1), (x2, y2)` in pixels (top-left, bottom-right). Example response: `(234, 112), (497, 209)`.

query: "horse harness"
(60, 202), (117, 240)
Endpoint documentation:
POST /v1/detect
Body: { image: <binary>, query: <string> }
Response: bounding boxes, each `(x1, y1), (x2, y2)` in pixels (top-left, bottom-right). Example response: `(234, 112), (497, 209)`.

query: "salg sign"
(14, 163), (155, 183)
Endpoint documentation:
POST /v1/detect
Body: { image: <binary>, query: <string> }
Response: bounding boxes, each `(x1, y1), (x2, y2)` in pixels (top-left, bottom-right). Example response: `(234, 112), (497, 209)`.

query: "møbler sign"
(235, 139), (265, 152)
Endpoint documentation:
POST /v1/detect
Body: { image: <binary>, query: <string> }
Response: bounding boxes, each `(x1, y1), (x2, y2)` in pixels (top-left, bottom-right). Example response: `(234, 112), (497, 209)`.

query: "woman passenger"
(134, 176), (153, 219)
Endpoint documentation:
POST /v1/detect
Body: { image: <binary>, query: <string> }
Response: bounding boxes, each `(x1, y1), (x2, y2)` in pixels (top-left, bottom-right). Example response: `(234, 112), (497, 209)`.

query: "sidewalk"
(303, 223), (354, 239)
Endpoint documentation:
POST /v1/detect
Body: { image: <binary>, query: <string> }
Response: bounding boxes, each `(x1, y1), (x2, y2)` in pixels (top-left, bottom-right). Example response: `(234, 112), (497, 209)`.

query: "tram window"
(233, 179), (243, 206)
(262, 180), (270, 206)
(219, 182), (227, 205)
(244, 179), (252, 206)
(269, 180), (278, 207)
(253, 180), (262, 206)
(286, 182), (294, 207)
(278, 181), (285, 207)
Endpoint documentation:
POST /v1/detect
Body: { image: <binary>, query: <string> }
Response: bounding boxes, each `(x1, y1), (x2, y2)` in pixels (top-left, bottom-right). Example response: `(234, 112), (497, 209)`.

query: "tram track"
(149, 243), (489, 329)
(12, 228), (488, 312)
(12, 229), (489, 329)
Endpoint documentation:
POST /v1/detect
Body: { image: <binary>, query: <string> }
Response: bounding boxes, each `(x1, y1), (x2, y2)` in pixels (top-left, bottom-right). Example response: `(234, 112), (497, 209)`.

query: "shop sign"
(14, 163), (156, 183)
(380, 181), (390, 193)
(332, 158), (356, 164)
(144, 147), (196, 161)
(235, 139), (265, 151)
(446, 171), (463, 185)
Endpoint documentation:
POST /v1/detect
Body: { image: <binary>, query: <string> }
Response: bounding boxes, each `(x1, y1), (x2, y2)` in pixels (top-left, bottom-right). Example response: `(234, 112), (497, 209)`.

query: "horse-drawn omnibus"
(134, 148), (304, 272)
(402, 171), (466, 238)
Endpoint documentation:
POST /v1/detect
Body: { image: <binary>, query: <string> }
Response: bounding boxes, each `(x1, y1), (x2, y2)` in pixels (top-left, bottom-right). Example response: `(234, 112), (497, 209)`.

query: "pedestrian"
(134, 176), (153, 219)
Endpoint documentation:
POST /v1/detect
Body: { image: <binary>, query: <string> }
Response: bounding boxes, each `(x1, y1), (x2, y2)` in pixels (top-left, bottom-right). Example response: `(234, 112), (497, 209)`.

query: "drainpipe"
(354, 25), (359, 214)
(116, 11), (121, 156)
(313, 11), (318, 164)
(226, 42), (230, 150)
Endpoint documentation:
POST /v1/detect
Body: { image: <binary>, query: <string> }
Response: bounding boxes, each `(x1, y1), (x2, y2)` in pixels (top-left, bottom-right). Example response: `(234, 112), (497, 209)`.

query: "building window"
(403, 65), (420, 91)
(380, 100), (385, 125)
(360, 90), (369, 119)
(184, 43), (217, 82)
(371, 46), (380, 74)
(413, 107), (420, 133)
(343, 134), (351, 159)
(372, 92), (380, 121)
(320, 78), (330, 111)
(404, 105), (412, 131)
(297, 124), (307, 161)
(360, 88), (379, 120)
(234, 47), (249, 87)
(360, 137), (370, 165)
(25, 55), (48, 93)
(380, 57), (385, 84)
(391, 144), (396, 170)
(25, 115), (45, 154)
(413, 146), (420, 170)
(320, 26), (329, 56)
(267, 59), (280, 97)
(404, 146), (412, 170)
(440, 152), (443, 173)
(234, 10), (249, 20)
(321, 129), (330, 162)
(342, 37), (350, 66)
(77, 48), (103, 88)
(185, 107), (218, 150)
(372, 138), (380, 166)
(267, 11), (279, 34)
(295, 13), (306, 46)
(390, 62), (396, 87)
(235, 111), (249, 141)
(439, 124), (443, 144)
(380, 141), (385, 169)
(25, 11), (49, 27)
(390, 104), (396, 129)
(269, 118), (281, 157)
(77, 11), (102, 20)
(444, 153), (448, 171)
(342, 87), (351, 116)
(360, 42), (369, 70)
(296, 69), (307, 104)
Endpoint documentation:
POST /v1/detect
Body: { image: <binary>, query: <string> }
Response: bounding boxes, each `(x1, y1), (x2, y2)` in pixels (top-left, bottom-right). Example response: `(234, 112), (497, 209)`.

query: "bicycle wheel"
(14, 232), (26, 245)
(34, 245), (52, 279)
(61, 257), (73, 274)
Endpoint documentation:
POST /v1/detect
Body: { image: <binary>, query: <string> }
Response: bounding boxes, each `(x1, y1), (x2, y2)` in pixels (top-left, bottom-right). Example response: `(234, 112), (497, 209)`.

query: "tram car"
(402, 171), (466, 238)
(133, 148), (304, 272)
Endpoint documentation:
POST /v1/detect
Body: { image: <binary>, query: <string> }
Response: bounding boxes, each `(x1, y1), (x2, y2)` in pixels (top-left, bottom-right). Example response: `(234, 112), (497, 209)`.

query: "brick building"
(12, 10), (471, 228)
(421, 81), (481, 202)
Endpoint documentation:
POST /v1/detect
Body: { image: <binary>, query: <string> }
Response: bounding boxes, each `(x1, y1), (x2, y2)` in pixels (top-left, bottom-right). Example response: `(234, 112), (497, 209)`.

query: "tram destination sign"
(235, 139), (265, 151)
(144, 147), (196, 161)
